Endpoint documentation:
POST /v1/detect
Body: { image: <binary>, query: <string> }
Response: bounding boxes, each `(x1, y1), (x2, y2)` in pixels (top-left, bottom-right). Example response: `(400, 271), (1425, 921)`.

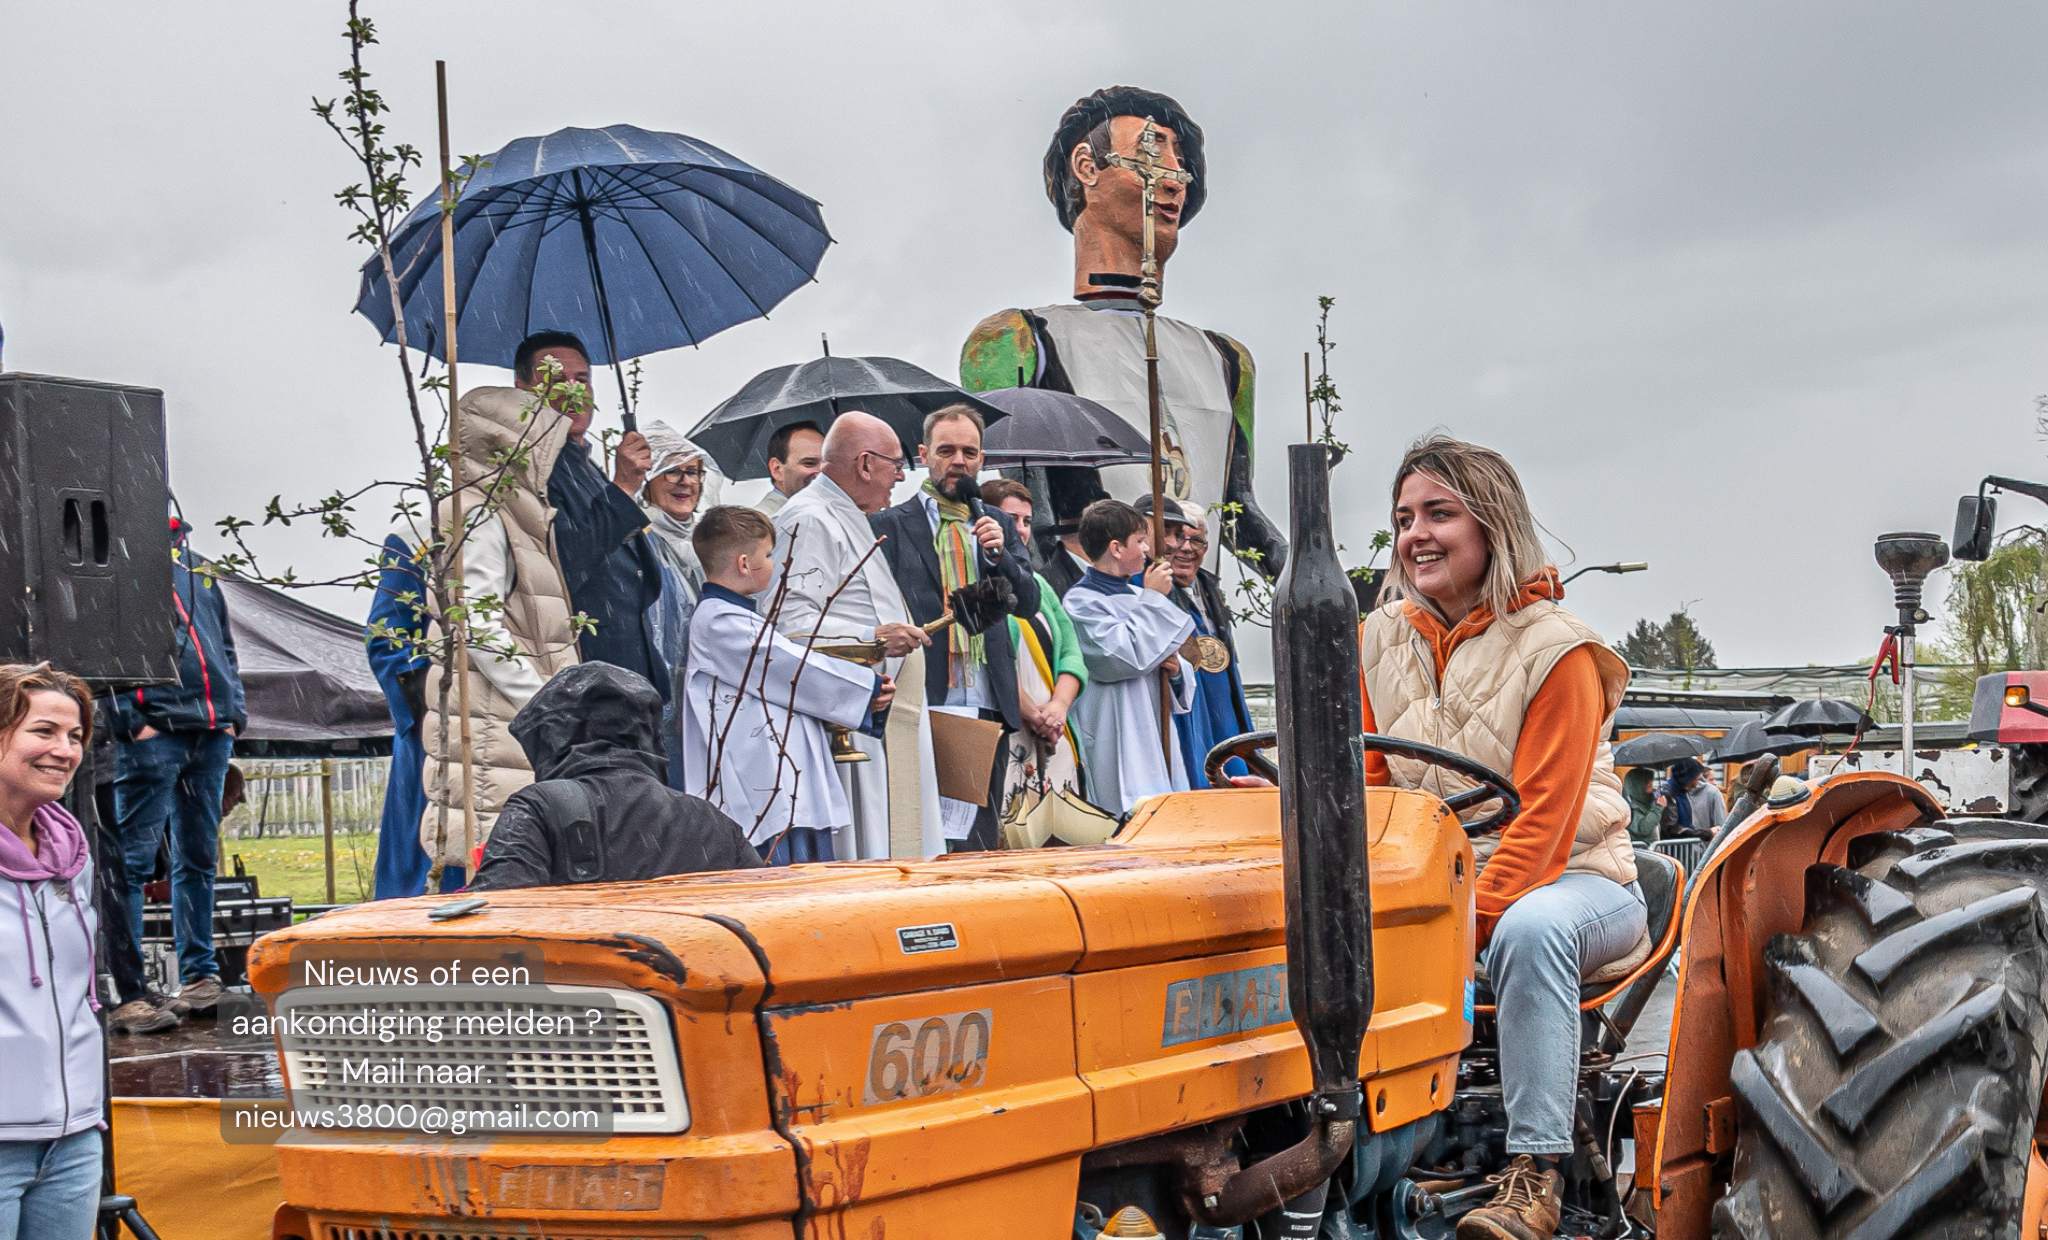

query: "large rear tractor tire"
(1717, 821), (2048, 1240)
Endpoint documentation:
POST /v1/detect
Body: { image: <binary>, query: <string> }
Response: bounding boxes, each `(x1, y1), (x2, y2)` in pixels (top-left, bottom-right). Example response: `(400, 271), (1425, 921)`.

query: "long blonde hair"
(1380, 436), (1551, 623)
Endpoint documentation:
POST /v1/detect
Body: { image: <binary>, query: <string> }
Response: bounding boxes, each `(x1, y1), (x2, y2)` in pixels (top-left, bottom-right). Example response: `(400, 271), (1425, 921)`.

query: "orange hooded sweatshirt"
(1359, 572), (1606, 948)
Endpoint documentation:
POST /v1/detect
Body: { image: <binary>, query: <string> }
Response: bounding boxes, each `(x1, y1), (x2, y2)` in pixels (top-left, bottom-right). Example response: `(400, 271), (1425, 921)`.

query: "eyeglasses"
(860, 450), (908, 475)
(666, 465), (705, 481)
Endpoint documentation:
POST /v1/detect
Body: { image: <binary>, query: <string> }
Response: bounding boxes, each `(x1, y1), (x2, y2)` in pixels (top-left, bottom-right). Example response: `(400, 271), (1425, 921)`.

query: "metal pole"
(437, 63), (478, 878)
(1898, 628), (1916, 777)
(1304, 351), (1314, 442)
(573, 173), (635, 433)
(321, 760), (336, 905)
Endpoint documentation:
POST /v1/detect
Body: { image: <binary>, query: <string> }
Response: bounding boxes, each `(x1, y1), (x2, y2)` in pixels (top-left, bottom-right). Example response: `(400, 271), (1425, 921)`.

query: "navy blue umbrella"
(357, 123), (831, 423)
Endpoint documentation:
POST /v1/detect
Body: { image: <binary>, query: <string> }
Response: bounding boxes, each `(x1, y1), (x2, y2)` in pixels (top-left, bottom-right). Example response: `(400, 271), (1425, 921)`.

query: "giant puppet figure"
(960, 86), (1286, 577)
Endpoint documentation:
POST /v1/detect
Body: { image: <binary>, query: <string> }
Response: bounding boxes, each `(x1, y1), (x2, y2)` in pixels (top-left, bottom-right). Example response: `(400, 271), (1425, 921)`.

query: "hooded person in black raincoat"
(471, 663), (761, 890)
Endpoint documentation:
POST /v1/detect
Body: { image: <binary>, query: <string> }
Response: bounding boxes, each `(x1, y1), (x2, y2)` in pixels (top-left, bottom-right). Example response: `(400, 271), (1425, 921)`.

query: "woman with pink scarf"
(0, 663), (101, 1240)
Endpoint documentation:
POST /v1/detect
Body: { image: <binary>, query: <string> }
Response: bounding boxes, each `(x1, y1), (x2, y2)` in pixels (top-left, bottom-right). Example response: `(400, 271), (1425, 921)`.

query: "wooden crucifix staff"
(1101, 120), (1195, 770)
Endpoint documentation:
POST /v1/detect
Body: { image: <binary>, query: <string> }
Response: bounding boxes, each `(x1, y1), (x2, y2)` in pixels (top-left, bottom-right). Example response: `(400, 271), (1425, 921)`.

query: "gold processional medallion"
(1178, 634), (1231, 674)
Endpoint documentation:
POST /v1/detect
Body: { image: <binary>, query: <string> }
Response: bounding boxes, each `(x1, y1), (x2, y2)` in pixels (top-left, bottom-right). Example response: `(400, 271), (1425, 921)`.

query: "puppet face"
(1071, 116), (1190, 270)
(1394, 472), (1490, 622)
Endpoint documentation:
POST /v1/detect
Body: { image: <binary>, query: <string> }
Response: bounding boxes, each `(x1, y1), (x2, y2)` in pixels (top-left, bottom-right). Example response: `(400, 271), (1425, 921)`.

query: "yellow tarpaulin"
(110, 1099), (279, 1240)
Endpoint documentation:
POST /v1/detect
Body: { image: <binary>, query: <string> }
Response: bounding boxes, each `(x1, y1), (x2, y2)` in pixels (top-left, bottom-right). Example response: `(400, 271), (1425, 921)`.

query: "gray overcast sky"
(6, 2), (2047, 683)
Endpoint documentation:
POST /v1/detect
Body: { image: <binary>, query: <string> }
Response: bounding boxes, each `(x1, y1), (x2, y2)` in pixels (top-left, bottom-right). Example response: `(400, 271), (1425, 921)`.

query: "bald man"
(769, 413), (940, 857)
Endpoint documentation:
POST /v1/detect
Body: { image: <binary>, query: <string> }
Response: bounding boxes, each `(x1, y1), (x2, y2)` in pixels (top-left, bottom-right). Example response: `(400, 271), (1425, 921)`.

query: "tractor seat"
(1469, 848), (1685, 1013)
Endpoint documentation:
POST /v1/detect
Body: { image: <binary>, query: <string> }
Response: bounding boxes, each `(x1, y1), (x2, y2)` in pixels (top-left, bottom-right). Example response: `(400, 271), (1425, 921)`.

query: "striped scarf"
(923, 477), (984, 686)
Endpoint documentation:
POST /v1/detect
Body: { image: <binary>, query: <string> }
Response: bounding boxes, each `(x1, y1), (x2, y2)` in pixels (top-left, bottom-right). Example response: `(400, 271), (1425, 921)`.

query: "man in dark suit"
(870, 404), (1040, 850)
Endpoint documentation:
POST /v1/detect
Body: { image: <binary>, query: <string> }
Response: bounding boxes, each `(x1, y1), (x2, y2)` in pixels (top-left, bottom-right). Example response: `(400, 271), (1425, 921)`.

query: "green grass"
(220, 831), (377, 907)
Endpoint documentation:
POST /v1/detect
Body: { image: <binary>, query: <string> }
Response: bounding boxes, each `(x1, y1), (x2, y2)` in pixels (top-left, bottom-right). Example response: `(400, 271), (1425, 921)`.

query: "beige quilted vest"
(418, 387), (580, 866)
(1359, 596), (1635, 887)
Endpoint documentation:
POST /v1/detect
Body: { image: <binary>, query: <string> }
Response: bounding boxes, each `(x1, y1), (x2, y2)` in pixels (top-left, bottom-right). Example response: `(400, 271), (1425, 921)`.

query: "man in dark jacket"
(1144, 496), (1255, 788)
(517, 332), (670, 702)
(869, 404), (1040, 851)
(102, 520), (247, 1015)
(471, 662), (760, 889)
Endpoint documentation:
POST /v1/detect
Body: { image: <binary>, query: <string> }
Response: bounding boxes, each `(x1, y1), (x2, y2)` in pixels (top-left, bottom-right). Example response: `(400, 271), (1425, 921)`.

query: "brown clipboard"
(928, 709), (1005, 806)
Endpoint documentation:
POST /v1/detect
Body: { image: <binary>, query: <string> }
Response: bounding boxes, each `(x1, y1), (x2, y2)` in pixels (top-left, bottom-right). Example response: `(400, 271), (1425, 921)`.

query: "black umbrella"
(1763, 697), (1873, 737)
(1713, 719), (1816, 764)
(688, 355), (1005, 480)
(1611, 732), (1717, 768)
(977, 387), (1149, 468)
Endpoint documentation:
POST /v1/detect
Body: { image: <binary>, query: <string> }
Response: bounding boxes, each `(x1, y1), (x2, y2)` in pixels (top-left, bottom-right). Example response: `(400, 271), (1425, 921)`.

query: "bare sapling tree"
(699, 532), (893, 859)
(1222, 295), (1388, 627)
(208, 3), (591, 887)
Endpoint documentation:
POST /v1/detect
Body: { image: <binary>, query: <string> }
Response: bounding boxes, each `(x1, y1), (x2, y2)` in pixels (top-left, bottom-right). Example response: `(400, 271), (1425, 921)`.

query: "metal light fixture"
(1560, 561), (1650, 586)
(1874, 531), (1950, 774)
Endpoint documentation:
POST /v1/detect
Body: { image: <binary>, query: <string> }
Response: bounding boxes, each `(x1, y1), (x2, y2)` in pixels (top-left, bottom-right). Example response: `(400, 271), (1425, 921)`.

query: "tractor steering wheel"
(1202, 730), (1521, 837)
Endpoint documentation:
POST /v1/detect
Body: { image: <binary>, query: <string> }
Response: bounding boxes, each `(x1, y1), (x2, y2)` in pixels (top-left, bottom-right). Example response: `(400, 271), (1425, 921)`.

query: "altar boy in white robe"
(1064, 499), (1198, 812)
(683, 506), (895, 863)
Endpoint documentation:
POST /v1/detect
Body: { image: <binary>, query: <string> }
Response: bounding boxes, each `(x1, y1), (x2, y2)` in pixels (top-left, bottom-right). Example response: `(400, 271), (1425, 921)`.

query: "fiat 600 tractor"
(254, 447), (2048, 1240)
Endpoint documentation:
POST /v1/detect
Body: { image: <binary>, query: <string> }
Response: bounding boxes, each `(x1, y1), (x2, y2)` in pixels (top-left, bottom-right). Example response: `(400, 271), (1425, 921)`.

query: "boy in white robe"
(682, 507), (895, 863)
(1064, 499), (1198, 812)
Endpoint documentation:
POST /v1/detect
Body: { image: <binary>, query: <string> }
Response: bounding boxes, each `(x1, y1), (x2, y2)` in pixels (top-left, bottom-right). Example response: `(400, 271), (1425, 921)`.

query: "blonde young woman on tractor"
(1359, 436), (1642, 1240)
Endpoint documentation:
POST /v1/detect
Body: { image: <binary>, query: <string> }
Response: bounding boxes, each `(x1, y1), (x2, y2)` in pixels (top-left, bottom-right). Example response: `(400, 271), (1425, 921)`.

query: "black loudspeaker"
(0, 374), (178, 687)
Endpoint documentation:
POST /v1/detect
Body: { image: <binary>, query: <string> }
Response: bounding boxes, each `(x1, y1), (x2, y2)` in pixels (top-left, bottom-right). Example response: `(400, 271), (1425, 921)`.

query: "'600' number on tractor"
(862, 1009), (992, 1105)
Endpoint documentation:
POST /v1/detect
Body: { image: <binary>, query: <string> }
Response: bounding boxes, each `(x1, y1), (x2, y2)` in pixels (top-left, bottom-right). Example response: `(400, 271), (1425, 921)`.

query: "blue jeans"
(758, 828), (832, 865)
(0, 1129), (101, 1240)
(114, 729), (233, 984)
(1483, 871), (1647, 1154)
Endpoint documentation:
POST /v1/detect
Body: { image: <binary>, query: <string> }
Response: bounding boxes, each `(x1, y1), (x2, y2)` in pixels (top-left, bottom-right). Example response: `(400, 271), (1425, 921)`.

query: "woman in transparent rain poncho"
(636, 421), (725, 788)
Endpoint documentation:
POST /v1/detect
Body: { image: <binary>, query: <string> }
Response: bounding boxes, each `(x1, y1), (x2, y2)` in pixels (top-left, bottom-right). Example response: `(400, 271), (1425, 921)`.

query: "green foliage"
(1923, 531), (2045, 719)
(1618, 607), (1718, 675)
(1310, 297), (1350, 462)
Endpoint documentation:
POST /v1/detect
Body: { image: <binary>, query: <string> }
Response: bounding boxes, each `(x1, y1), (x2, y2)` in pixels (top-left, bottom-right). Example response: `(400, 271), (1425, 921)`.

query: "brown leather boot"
(1455, 1155), (1563, 1240)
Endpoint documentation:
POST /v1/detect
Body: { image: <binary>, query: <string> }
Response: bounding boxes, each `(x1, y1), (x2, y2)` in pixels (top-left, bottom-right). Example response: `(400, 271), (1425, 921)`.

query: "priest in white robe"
(682, 507), (889, 861)
(1064, 500), (1198, 812)
(768, 412), (942, 857)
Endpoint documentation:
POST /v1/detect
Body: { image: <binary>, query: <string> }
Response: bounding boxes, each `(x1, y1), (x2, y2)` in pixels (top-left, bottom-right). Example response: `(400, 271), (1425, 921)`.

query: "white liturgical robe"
(683, 590), (880, 846)
(1064, 572), (1199, 813)
(770, 473), (943, 856)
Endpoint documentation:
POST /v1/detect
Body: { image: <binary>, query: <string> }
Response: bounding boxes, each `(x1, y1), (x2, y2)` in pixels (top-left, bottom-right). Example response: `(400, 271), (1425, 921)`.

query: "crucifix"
(1101, 120), (1196, 769)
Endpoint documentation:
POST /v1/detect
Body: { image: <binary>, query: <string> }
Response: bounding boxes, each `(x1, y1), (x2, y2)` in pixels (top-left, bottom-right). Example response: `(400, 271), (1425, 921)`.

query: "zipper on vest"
(36, 890), (72, 1128)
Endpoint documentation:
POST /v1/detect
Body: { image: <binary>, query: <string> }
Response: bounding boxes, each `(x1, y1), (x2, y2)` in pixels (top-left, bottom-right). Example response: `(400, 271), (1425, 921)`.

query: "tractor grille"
(325, 1227), (612, 1240)
(275, 984), (686, 1134)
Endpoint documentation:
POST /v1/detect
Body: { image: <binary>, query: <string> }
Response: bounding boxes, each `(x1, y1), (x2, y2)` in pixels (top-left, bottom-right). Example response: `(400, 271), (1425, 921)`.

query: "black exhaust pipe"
(1274, 444), (1374, 1102)
(1187, 444), (1369, 1228)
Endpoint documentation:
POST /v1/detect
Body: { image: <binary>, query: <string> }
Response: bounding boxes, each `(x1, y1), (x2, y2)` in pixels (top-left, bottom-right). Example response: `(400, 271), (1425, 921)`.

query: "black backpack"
(523, 780), (603, 883)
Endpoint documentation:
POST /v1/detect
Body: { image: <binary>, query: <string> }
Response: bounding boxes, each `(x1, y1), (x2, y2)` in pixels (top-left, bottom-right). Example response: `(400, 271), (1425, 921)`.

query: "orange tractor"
(253, 449), (2044, 1240)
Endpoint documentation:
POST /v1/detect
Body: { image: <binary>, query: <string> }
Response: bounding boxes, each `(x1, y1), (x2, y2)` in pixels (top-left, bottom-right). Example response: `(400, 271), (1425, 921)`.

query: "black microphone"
(941, 472), (990, 522)
(939, 473), (1017, 635)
